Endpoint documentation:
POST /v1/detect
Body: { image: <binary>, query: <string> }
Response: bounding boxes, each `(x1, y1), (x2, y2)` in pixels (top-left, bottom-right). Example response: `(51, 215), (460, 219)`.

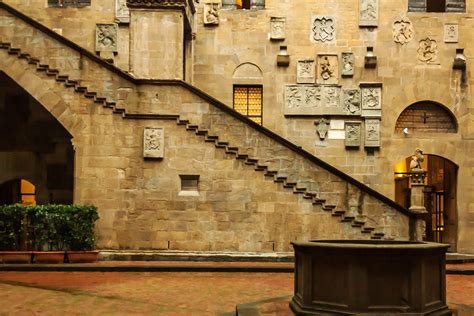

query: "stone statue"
(410, 148), (424, 171)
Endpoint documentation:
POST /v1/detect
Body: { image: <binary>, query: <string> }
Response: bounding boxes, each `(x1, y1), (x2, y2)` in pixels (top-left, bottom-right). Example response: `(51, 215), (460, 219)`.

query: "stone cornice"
(126, 0), (196, 13)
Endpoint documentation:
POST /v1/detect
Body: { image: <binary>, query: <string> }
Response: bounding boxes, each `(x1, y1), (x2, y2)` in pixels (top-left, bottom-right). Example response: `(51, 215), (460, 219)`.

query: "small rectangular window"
(222, 0), (265, 10)
(233, 85), (263, 125)
(408, 0), (465, 12)
(48, 0), (91, 7)
(180, 175), (199, 192)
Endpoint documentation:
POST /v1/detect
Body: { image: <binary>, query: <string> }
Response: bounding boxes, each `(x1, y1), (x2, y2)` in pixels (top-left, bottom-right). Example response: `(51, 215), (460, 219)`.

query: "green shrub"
(0, 204), (27, 251)
(0, 204), (99, 251)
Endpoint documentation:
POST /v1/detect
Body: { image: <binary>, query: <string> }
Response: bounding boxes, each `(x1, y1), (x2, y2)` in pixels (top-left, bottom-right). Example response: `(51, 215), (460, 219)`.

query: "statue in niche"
(320, 56), (333, 81)
(344, 90), (361, 114)
(393, 18), (413, 45)
(417, 38), (438, 63)
(315, 118), (330, 140)
(204, 3), (220, 25)
(410, 148), (424, 171)
(363, 88), (379, 108)
(312, 17), (335, 42)
(287, 86), (302, 108)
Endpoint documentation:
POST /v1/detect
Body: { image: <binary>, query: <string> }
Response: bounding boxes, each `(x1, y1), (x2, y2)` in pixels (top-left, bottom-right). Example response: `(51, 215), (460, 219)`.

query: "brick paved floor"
(0, 271), (472, 315)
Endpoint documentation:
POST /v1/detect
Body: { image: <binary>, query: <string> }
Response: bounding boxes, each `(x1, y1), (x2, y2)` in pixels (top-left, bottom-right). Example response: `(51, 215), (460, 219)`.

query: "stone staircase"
(0, 2), (417, 244)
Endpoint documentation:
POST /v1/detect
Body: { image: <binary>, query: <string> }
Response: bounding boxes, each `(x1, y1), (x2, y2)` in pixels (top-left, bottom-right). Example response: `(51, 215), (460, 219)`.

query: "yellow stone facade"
(0, 0), (472, 253)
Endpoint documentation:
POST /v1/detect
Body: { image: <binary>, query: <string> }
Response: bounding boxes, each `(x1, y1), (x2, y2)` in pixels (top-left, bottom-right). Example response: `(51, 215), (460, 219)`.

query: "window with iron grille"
(408, 0), (465, 12)
(48, 0), (91, 7)
(222, 0), (265, 10)
(233, 85), (263, 125)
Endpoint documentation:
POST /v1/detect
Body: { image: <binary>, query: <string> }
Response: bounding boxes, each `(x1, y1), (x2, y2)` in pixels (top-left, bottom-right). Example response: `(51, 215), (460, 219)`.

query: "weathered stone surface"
(143, 127), (164, 158)
(359, 0), (378, 27)
(96, 24), (118, 52)
(270, 17), (285, 40)
(311, 16), (335, 43)
(296, 59), (315, 84)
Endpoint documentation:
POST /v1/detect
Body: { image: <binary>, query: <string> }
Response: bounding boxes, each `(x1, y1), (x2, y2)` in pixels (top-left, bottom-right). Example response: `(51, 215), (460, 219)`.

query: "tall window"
(408, 0), (465, 12)
(233, 85), (263, 125)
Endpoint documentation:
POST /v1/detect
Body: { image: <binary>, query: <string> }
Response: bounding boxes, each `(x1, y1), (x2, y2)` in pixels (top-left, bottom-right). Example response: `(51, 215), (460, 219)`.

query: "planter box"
(67, 251), (99, 263)
(33, 251), (65, 264)
(0, 251), (33, 264)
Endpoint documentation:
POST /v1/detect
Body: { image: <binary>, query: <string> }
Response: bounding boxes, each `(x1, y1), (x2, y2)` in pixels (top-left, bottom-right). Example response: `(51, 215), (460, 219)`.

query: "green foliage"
(0, 204), (27, 251)
(0, 204), (99, 251)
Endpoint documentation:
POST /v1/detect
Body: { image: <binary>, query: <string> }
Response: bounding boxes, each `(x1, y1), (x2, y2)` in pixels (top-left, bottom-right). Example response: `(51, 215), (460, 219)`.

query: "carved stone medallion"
(417, 37), (438, 64)
(96, 24), (118, 52)
(297, 59), (315, 84)
(204, 1), (220, 26)
(361, 84), (382, 117)
(341, 52), (354, 77)
(444, 24), (458, 43)
(393, 17), (413, 45)
(343, 89), (361, 115)
(345, 121), (362, 147)
(364, 119), (380, 147)
(270, 17), (286, 40)
(115, 0), (130, 24)
(311, 16), (336, 43)
(359, 0), (378, 27)
(317, 55), (338, 84)
(144, 127), (164, 158)
(315, 118), (330, 140)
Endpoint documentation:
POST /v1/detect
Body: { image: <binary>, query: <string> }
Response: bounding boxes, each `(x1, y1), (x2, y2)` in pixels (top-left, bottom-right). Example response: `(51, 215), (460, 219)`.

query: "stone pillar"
(127, 1), (185, 80)
(409, 170), (428, 241)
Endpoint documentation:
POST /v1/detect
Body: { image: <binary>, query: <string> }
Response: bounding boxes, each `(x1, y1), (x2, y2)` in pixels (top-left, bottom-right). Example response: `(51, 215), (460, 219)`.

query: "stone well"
(291, 240), (451, 315)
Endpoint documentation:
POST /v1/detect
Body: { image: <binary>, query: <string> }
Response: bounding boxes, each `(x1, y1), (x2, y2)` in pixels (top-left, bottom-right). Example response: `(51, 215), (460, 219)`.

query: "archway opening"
(394, 155), (458, 251)
(0, 71), (74, 205)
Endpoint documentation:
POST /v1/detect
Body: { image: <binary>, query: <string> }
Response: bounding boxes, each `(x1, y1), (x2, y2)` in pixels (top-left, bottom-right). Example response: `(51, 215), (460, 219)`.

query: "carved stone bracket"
(144, 127), (164, 158)
(315, 118), (330, 140)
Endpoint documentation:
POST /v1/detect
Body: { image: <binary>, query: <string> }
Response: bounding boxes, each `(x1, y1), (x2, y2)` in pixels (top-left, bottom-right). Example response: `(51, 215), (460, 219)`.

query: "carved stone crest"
(361, 84), (382, 117)
(96, 24), (118, 52)
(270, 17), (286, 40)
(204, 1), (220, 25)
(393, 17), (413, 45)
(341, 52), (354, 77)
(364, 119), (380, 147)
(417, 37), (438, 64)
(359, 0), (378, 27)
(345, 121), (362, 147)
(297, 59), (315, 84)
(115, 0), (130, 24)
(343, 89), (361, 115)
(315, 118), (330, 140)
(321, 85), (341, 108)
(317, 55), (338, 84)
(144, 127), (164, 158)
(444, 24), (458, 43)
(311, 16), (336, 43)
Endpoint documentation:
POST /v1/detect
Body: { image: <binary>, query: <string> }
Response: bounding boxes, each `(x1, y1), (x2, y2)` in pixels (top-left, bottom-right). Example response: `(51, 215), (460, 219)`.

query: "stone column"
(409, 170), (428, 241)
(127, 0), (185, 79)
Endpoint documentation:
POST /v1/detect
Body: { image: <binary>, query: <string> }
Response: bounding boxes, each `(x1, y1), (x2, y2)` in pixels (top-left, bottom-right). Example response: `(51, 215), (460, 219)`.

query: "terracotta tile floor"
(0, 271), (472, 315)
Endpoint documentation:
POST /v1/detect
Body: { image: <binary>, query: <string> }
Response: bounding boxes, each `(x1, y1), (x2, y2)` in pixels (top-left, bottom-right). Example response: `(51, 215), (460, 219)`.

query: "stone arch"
(232, 62), (263, 80)
(395, 101), (458, 134)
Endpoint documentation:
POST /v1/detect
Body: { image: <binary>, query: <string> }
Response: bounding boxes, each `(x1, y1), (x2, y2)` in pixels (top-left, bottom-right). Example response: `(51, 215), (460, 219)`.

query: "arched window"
(232, 63), (263, 125)
(395, 101), (457, 134)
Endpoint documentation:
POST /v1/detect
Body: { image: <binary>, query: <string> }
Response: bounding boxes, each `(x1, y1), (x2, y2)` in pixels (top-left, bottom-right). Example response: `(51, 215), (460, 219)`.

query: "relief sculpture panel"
(270, 17), (286, 40)
(204, 1), (220, 25)
(393, 17), (413, 45)
(317, 55), (338, 84)
(345, 121), (362, 147)
(297, 59), (315, 84)
(417, 37), (439, 64)
(365, 119), (380, 147)
(341, 52), (354, 77)
(311, 16), (336, 43)
(343, 89), (361, 115)
(285, 85), (344, 115)
(96, 24), (118, 52)
(144, 127), (164, 158)
(361, 84), (382, 117)
(359, 0), (378, 27)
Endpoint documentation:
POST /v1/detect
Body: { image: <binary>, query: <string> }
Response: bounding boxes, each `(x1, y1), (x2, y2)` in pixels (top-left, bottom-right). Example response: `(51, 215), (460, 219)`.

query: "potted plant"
(0, 204), (32, 263)
(64, 205), (100, 263)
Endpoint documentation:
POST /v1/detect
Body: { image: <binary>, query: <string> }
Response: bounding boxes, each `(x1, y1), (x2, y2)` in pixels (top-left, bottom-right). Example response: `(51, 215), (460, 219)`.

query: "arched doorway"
(394, 155), (458, 251)
(0, 71), (74, 205)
